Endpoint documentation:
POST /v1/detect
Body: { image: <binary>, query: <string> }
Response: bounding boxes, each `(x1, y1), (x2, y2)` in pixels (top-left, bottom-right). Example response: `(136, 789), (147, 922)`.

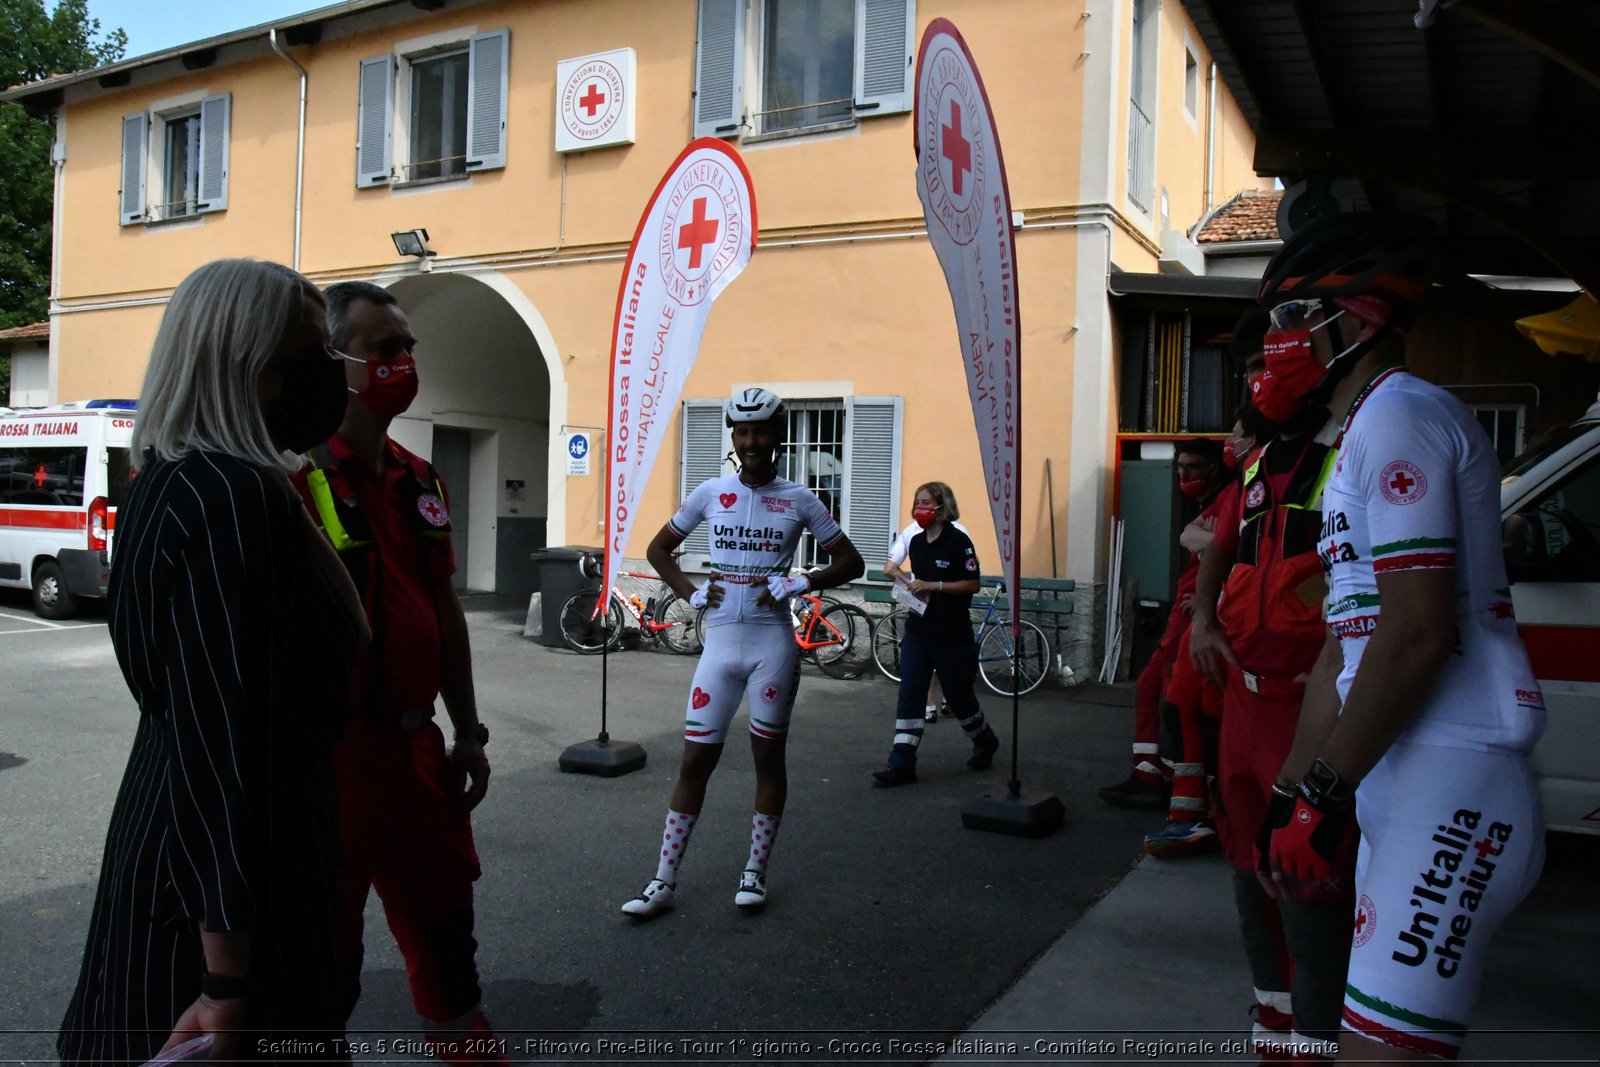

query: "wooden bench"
(860, 569), (1075, 616)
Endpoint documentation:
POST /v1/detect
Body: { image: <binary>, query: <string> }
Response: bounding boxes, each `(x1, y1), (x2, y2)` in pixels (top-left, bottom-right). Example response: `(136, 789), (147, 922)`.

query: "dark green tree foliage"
(0, 0), (126, 338)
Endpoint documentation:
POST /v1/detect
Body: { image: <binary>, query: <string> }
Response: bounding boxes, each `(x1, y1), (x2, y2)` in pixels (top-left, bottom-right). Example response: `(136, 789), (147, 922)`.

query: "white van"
(0, 400), (135, 618)
(1500, 393), (1600, 835)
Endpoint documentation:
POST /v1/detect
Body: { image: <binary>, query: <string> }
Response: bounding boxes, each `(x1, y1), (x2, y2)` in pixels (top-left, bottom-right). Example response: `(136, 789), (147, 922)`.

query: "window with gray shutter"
(357, 56), (394, 186)
(855, 0), (915, 116)
(842, 396), (902, 561)
(119, 113), (147, 225)
(196, 93), (230, 213)
(694, 0), (745, 138)
(678, 399), (730, 567)
(465, 29), (509, 171)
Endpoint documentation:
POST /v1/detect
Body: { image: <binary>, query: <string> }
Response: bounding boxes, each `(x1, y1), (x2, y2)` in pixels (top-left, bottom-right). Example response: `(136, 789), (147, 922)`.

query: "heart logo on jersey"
(691, 687), (711, 710)
(719, 492), (737, 508)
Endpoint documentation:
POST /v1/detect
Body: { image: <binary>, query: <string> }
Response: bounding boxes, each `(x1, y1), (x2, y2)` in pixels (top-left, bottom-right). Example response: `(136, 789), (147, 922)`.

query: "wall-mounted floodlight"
(391, 228), (435, 258)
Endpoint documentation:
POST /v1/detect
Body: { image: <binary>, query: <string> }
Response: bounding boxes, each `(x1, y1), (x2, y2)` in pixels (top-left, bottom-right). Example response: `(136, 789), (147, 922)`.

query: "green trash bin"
(531, 546), (603, 648)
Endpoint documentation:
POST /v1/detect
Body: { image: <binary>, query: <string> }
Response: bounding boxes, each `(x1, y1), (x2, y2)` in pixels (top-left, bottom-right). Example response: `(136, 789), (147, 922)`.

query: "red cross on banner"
(677, 197), (719, 269)
(942, 101), (971, 196)
(579, 83), (606, 117)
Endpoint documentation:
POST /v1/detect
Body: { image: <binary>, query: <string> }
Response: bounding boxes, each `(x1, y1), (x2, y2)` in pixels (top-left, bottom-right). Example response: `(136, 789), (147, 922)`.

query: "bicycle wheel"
(812, 603), (875, 680)
(653, 593), (704, 655)
(871, 608), (911, 683)
(977, 618), (1051, 696)
(559, 590), (625, 654)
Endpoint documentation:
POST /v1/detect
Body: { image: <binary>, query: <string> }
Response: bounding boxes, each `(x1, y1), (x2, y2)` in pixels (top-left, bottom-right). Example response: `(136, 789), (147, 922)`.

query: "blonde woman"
(872, 482), (1000, 786)
(59, 260), (367, 1062)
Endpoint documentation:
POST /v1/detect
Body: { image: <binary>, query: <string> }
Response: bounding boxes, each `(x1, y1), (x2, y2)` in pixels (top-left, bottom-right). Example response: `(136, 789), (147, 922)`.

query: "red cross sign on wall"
(578, 83), (607, 118)
(942, 100), (972, 197)
(677, 197), (719, 270)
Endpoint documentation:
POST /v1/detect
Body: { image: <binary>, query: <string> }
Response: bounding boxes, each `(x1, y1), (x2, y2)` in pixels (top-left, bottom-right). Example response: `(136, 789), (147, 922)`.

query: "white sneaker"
(620, 878), (675, 917)
(734, 869), (767, 910)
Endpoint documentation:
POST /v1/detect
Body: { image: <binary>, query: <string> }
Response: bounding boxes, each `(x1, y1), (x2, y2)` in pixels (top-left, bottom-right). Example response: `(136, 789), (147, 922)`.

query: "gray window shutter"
(842, 396), (903, 560)
(356, 56), (394, 187)
(678, 399), (729, 566)
(855, 0), (915, 116)
(465, 28), (509, 172)
(119, 113), (147, 225)
(693, 0), (745, 138)
(196, 93), (230, 213)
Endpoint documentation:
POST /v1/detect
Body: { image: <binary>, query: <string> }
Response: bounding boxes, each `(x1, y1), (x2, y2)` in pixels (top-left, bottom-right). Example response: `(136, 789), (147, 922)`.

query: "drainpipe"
(1204, 61), (1217, 214)
(269, 28), (307, 271)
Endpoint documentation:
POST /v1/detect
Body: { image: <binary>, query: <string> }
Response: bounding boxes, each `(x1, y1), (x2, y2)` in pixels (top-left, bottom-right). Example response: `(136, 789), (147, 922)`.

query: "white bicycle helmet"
(725, 387), (785, 426)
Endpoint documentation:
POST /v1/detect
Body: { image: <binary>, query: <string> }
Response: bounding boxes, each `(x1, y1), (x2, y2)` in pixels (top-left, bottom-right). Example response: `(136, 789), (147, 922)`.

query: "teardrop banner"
(560, 137), (758, 778)
(914, 17), (1062, 836)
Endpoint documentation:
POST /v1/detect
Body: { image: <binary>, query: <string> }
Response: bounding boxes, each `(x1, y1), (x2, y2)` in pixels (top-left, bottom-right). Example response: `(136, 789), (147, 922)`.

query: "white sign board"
(565, 432), (592, 476)
(555, 48), (636, 153)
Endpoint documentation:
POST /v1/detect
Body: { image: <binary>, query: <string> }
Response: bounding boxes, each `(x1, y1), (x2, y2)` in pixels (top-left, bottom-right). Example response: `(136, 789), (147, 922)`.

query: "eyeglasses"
(1268, 298), (1345, 332)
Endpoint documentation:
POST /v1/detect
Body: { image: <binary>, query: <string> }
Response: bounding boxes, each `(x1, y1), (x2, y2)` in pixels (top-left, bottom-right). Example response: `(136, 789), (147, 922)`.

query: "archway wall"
(381, 270), (556, 595)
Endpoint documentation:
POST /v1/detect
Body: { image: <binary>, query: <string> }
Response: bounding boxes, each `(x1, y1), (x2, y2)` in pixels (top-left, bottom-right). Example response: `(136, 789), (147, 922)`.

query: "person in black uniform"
(872, 481), (1000, 786)
(58, 259), (367, 1063)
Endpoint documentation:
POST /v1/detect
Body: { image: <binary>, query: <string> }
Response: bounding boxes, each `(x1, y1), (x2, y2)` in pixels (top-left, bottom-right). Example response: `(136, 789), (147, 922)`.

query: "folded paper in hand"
(891, 580), (928, 616)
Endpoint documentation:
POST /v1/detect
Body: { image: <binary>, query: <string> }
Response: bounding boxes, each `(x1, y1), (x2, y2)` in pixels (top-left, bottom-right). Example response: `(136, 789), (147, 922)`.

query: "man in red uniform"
(293, 281), (506, 1063)
(1190, 310), (1355, 1064)
(1098, 439), (1226, 813)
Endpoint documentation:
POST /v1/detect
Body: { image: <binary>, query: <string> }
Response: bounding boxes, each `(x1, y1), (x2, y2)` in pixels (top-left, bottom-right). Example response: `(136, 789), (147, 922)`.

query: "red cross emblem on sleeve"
(417, 493), (450, 528)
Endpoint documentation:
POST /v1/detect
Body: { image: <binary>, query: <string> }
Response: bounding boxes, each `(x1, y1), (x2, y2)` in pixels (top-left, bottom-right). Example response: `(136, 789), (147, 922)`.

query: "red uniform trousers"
(1161, 627), (1221, 822)
(1130, 607), (1189, 777)
(336, 717), (482, 1023)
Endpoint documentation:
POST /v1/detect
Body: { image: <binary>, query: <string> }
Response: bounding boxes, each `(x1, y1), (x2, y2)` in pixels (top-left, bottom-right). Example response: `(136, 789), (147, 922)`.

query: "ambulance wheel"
(32, 559), (79, 620)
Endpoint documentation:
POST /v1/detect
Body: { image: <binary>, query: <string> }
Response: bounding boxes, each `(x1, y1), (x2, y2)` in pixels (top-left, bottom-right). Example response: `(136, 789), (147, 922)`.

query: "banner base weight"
(559, 738), (647, 777)
(961, 789), (1065, 838)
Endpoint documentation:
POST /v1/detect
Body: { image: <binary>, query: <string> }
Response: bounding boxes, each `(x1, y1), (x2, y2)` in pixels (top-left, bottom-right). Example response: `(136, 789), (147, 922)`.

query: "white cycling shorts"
(1342, 739), (1544, 1059)
(682, 623), (800, 744)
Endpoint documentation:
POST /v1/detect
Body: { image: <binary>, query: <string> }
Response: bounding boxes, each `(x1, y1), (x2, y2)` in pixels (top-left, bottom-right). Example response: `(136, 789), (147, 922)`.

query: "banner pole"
(1009, 640), (1021, 798)
(598, 621), (610, 745)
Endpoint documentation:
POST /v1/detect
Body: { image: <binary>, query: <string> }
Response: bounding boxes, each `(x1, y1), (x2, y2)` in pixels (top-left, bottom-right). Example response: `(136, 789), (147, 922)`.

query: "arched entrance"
(378, 270), (561, 596)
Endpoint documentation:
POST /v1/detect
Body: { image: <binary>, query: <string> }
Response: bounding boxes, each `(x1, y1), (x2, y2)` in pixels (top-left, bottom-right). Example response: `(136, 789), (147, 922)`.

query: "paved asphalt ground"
(0, 591), (1594, 1064)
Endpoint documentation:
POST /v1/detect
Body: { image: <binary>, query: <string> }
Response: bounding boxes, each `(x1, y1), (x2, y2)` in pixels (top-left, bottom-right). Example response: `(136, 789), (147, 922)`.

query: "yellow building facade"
(9, 0), (1265, 667)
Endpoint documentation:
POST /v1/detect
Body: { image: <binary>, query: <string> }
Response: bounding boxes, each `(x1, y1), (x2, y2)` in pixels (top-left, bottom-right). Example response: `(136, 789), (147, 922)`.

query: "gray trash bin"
(531, 546), (603, 647)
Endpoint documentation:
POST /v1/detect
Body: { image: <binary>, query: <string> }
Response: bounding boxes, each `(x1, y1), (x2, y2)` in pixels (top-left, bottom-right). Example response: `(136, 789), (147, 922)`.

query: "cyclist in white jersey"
(620, 388), (863, 918)
(1253, 213), (1546, 1062)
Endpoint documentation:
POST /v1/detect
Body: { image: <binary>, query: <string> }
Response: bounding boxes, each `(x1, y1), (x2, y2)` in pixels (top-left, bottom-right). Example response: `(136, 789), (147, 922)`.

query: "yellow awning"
(1515, 294), (1600, 361)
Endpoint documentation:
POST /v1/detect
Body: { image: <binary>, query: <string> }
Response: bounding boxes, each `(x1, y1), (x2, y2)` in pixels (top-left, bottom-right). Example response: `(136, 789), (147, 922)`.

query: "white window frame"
(1469, 402), (1528, 462)
(151, 104), (202, 221)
(393, 27), (475, 185)
(749, 0), (857, 139)
(1182, 36), (1200, 127)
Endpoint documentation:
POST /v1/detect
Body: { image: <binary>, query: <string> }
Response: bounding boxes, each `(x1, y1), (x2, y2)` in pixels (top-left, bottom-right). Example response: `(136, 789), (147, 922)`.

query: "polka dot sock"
(653, 809), (698, 885)
(745, 811), (782, 875)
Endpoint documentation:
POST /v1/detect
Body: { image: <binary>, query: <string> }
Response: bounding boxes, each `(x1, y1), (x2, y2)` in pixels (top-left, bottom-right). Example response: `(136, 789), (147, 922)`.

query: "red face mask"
(350, 353), (419, 418)
(1178, 474), (1208, 499)
(1255, 328), (1325, 422)
(1221, 436), (1253, 471)
(912, 504), (939, 528)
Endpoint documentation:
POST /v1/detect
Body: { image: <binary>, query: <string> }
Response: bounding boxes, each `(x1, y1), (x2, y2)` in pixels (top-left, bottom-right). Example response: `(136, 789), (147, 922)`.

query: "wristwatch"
(455, 722), (489, 746)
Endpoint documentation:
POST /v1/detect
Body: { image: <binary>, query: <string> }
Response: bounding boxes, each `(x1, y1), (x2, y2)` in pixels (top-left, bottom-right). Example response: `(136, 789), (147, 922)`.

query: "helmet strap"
(1304, 310), (1395, 407)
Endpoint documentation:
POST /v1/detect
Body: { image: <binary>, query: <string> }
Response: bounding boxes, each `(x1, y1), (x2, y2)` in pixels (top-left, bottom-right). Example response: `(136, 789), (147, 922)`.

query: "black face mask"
(262, 357), (349, 453)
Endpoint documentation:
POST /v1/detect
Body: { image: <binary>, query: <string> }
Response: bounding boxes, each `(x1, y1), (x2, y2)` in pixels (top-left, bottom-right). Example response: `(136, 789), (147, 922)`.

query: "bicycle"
(871, 581), (1051, 696)
(557, 567), (704, 656)
(691, 578), (875, 680)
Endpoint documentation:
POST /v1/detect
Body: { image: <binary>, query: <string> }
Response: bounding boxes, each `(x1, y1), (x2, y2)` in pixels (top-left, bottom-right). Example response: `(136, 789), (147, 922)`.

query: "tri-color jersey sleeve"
(668, 480), (714, 539)
(1353, 397), (1461, 575)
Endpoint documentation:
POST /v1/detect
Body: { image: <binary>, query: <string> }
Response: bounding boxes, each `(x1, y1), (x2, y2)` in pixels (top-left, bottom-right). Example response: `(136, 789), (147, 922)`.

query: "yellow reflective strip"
(305, 467), (364, 551)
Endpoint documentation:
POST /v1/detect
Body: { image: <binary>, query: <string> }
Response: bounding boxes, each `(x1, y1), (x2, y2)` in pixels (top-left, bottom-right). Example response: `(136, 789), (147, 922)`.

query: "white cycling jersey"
(668, 473), (845, 628)
(1320, 369), (1546, 753)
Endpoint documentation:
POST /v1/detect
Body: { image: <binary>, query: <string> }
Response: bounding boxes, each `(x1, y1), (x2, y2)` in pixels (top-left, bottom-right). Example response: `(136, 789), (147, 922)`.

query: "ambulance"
(0, 400), (135, 619)
(1500, 392), (1600, 834)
